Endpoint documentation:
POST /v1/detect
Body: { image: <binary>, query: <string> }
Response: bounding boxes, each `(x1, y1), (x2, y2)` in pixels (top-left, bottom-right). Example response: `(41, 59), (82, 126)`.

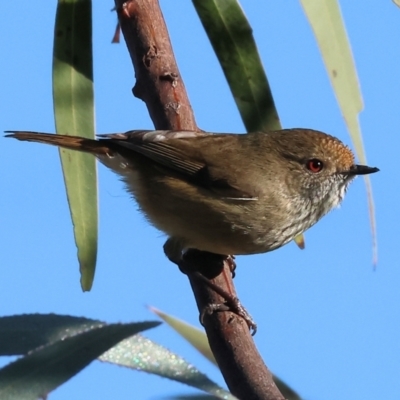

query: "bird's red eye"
(306, 159), (324, 173)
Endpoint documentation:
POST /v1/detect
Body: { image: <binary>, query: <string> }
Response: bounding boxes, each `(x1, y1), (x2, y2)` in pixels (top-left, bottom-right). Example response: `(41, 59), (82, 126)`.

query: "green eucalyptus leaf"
(53, 0), (98, 290)
(149, 306), (216, 364)
(0, 314), (103, 355)
(100, 334), (236, 400)
(0, 314), (159, 399)
(193, 0), (280, 132)
(300, 0), (377, 263)
(0, 314), (233, 399)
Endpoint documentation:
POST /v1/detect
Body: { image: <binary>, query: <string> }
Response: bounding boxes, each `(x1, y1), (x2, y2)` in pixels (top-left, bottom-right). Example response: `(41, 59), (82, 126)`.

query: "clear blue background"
(1, 1), (399, 399)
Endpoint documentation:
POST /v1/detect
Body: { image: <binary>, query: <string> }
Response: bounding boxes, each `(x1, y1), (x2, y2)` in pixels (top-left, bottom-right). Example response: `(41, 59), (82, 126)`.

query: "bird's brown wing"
(113, 137), (205, 176)
(103, 131), (257, 200)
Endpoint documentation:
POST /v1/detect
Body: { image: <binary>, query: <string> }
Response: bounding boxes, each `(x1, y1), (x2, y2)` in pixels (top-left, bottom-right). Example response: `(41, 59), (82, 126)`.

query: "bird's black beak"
(341, 164), (380, 176)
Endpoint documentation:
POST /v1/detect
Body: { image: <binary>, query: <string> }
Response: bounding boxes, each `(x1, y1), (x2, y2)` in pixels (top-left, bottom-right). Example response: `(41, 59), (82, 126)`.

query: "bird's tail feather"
(5, 131), (112, 155)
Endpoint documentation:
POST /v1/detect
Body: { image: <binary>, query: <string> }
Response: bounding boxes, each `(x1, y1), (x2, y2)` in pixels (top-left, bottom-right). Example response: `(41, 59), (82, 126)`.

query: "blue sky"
(1, 1), (399, 399)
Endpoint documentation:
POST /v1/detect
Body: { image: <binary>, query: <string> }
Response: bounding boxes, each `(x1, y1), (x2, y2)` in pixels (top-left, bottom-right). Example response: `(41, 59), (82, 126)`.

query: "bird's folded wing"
(101, 130), (257, 201)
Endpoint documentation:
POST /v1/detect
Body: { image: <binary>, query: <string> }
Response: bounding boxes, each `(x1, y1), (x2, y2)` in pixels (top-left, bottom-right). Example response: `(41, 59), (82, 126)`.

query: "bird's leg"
(190, 268), (257, 336)
(164, 239), (256, 335)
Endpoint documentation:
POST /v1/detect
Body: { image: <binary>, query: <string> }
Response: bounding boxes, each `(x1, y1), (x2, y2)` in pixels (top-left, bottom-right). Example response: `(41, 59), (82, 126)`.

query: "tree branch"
(114, 1), (284, 399)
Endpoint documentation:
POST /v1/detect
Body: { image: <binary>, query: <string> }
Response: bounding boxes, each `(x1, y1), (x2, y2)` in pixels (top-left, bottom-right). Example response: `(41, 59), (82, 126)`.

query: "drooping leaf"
(0, 314), (159, 399)
(0, 314), (104, 355)
(293, 235), (305, 250)
(0, 314), (233, 399)
(100, 334), (236, 400)
(149, 306), (216, 364)
(53, 0), (98, 290)
(193, 0), (280, 132)
(300, 0), (377, 263)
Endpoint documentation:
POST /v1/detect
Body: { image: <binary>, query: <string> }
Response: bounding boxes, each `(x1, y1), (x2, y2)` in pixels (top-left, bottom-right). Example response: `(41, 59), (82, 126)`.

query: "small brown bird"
(6, 129), (379, 262)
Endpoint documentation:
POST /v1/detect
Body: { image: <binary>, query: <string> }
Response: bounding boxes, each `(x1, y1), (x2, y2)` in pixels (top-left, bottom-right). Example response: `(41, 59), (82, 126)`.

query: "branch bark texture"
(114, 1), (285, 399)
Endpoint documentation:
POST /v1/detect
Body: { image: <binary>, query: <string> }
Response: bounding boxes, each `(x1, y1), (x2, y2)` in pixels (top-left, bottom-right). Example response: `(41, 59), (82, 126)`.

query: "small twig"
(114, 1), (284, 399)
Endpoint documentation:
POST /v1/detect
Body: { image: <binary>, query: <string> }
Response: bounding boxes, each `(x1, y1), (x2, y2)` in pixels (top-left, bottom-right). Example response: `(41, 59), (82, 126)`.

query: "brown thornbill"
(6, 129), (379, 262)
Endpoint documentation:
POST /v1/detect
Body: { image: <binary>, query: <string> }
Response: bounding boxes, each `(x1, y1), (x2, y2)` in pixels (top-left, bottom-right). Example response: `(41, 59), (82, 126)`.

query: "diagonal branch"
(114, 1), (284, 399)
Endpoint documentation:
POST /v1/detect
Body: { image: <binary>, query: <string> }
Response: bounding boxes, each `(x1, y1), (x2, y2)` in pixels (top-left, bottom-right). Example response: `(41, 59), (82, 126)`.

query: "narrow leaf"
(149, 306), (216, 364)
(53, 0), (98, 290)
(0, 318), (159, 400)
(100, 334), (236, 400)
(0, 314), (104, 356)
(0, 314), (233, 399)
(193, 0), (280, 132)
(300, 0), (377, 263)
(293, 235), (305, 250)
